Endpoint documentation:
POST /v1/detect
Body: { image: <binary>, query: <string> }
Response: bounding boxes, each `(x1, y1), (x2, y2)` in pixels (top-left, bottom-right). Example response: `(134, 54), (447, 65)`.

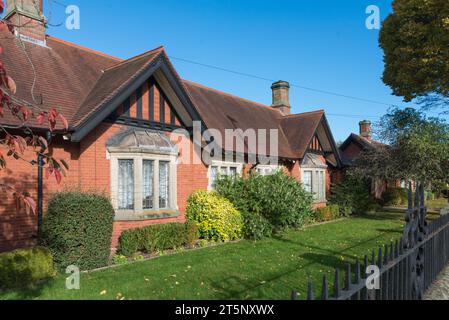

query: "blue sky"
(18, 0), (444, 141)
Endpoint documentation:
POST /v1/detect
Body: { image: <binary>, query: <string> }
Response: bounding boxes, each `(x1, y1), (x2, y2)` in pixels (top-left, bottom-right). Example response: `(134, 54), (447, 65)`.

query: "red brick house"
(0, 1), (343, 252)
(339, 120), (401, 198)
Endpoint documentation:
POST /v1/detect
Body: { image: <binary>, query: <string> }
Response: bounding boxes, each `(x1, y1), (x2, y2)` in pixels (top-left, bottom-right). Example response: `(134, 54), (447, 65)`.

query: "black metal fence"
(292, 184), (449, 300)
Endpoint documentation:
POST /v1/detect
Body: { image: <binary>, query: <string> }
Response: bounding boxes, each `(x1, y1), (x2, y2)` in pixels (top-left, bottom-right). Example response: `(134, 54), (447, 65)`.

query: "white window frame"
(208, 160), (243, 190)
(256, 164), (282, 176)
(301, 168), (327, 203)
(110, 152), (178, 218)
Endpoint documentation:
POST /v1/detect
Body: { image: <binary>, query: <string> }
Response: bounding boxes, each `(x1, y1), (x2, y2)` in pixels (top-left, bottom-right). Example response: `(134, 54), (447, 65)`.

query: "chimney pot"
(359, 120), (372, 140)
(271, 80), (291, 115)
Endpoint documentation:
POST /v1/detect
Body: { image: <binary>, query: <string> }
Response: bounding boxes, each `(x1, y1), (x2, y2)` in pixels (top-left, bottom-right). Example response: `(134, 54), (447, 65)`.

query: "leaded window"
(118, 160), (134, 210)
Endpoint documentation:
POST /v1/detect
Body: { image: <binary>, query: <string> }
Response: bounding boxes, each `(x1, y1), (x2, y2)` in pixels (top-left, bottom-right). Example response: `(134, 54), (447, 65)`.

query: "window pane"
(303, 171), (313, 193)
(159, 161), (170, 209)
(118, 160), (134, 210)
(229, 167), (237, 176)
(142, 160), (154, 209)
(220, 167), (227, 176)
(210, 166), (218, 189)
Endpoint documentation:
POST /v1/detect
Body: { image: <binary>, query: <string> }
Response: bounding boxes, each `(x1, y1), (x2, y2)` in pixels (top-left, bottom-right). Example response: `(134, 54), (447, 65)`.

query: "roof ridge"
(183, 79), (280, 113)
(46, 36), (122, 62)
(282, 109), (325, 118)
(103, 46), (165, 72)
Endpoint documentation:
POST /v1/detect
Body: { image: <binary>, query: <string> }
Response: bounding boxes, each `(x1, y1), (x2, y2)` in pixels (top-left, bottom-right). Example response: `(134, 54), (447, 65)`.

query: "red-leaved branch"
(0, 0), (69, 214)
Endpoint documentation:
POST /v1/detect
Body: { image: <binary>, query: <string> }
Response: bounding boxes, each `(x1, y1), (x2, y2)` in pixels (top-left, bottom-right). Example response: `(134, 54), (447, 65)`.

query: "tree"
(0, 0), (67, 214)
(353, 108), (449, 186)
(379, 0), (449, 110)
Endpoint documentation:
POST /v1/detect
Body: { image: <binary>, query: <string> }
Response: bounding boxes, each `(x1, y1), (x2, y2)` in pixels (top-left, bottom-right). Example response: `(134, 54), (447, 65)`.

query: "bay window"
(108, 129), (178, 220)
(301, 153), (328, 203)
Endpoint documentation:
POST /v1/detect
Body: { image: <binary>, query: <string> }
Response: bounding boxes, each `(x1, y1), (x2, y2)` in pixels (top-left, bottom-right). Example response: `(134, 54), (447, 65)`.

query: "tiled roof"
(1, 30), (339, 162)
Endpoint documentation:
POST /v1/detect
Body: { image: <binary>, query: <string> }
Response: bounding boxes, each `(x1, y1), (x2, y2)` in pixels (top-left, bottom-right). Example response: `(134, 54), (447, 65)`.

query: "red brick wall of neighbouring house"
(0, 121), (209, 252)
(341, 142), (363, 160)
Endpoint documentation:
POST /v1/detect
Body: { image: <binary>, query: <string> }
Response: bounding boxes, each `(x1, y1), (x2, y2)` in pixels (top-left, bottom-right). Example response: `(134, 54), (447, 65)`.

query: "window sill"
(114, 209), (179, 221)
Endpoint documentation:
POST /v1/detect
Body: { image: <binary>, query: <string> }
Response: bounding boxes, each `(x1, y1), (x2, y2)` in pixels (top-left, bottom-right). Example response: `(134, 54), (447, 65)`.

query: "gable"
(70, 50), (203, 142)
(108, 76), (184, 131)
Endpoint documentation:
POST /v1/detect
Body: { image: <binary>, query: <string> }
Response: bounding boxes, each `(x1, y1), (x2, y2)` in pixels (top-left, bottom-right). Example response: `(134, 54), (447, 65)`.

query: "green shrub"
(39, 191), (114, 271)
(185, 221), (199, 248)
(382, 187), (408, 206)
(0, 247), (55, 290)
(186, 191), (243, 242)
(330, 175), (377, 215)
(113, 255), (128, 265)
(312, 205), (340, 222)
(118, 222), (198, 257)
(216, 171), (314, 239)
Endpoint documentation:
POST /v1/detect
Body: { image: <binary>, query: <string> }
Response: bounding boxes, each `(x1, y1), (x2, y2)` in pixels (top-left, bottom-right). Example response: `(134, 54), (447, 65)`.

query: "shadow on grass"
(1, 278), (56, 300)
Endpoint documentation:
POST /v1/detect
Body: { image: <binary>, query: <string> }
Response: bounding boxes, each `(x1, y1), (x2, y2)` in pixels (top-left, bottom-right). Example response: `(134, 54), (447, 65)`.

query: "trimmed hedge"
(186, 191), (243, 242)
(118, 222), (199, 257)
(312, 205), (340, 222)
(39, 191), (114, 271)
(0, 247), (55, 290)
(216, 171), (313, 239)
(382, 187), (408, 206)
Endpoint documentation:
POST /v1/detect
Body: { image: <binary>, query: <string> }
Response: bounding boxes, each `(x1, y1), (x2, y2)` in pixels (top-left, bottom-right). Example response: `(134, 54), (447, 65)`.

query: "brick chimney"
(4, 0), (46, 46)
(271, 81), (291, 115)
(359, 120), (372, 140)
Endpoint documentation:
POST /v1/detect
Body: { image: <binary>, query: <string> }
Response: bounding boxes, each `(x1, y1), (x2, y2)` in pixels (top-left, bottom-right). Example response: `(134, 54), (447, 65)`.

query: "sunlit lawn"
(427, 198), (448, 210)
(0, 212), (409, 300)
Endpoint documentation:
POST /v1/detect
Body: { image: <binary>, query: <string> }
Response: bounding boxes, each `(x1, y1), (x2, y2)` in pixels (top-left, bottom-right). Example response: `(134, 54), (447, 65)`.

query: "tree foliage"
(353, 108), (449, 185)
(0, 0), (68, 213)
(379, 0), (449, 109)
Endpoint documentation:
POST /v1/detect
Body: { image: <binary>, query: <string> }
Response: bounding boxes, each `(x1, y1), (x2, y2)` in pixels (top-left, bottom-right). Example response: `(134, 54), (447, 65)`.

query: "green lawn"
(1, 212), (407, 300)
(427, 198), (448, 210)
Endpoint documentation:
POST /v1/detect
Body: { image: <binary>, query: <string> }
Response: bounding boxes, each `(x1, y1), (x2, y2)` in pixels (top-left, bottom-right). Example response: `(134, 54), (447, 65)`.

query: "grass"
(1, 212), (408, 300)
(427, 198), (448, 210)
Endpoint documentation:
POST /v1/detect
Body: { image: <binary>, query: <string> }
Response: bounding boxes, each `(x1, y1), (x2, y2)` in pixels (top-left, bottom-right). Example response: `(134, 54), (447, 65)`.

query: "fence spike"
(364, 255), (369, 278)
(322, 275), (328, 300)
(345, 263), (351, 290)
(390, 242), (394, 261)
(372, 249), (376, 265)
(355, 259), (361, 284)
(384, 244), (389, 264)
(307, 282), (314, 300)
(291, 291), (298, 300)
(378, 247), (383, 269)
(334, 268), (341, 298)
(395, 240), (399, 258)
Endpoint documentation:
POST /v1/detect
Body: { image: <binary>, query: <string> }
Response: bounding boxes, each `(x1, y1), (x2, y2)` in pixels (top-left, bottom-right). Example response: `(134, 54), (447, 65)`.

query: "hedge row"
(0, 247), (55, 290)
(39, 191), (114, 271)
(118, 222), (198, 257)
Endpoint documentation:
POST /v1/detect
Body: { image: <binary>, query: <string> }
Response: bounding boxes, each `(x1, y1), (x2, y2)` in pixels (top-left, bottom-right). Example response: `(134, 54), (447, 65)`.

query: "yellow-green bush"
(186, 191), (243, 242)
(0, 247), (56, 290)
(312, 205), (340, 222)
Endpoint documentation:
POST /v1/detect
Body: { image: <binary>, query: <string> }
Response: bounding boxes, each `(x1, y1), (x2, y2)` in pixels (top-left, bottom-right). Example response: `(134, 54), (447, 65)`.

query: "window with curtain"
(159, 161), (170, 209)
(302, 169), (326, 202)
(303, 170), (313, 193)
(118, 159), (134, 210)
(142, 160), (154, 209)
